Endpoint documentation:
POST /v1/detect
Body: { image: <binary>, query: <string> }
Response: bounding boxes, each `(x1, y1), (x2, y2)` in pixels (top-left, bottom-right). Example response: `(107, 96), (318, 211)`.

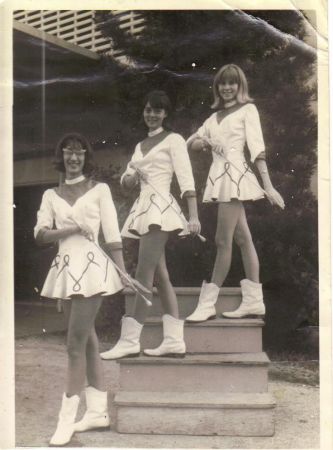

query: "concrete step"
(114, 391), (276, 436)
(141, 317), (263, 353)
(125, 286), (242, 319)
(117, 353), (269, 393)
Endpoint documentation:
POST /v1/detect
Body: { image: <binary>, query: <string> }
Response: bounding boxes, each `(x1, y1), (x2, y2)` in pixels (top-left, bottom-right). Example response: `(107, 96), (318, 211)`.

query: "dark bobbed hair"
(53, 132), (94, 174)
(143, 90), (172, 115)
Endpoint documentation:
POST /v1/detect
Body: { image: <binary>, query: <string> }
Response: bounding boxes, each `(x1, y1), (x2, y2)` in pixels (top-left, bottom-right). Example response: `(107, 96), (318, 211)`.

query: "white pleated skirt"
(121, 188), (188, 239)
(203, 159), (264, 202)
(41, 235), (123, 300)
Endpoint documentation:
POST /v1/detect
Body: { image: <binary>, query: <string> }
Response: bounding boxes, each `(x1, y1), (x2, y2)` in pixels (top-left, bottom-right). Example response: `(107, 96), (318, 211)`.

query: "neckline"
(53, 181), (98, 207)
(215, 102), (249, 125)
(65, 175), (85, 185)
(224, 101), (237, 109)
(148, 127), (164, 137)
(138, 131), (171, 160)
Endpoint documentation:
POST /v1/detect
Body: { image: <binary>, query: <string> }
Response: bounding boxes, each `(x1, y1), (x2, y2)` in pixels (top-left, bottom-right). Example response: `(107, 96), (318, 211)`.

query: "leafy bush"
(94, 10), (318, 329)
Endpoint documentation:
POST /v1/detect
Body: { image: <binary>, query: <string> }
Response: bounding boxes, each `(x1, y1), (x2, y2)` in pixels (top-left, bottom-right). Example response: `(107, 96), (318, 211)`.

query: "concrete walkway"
(15, 335), (319, 449)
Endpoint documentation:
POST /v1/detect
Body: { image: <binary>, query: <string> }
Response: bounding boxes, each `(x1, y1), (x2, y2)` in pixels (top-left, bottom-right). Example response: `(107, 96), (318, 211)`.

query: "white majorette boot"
(74, 386), (110, 432)
(144, 314), (186, 357)
(223, 279), (265, 319)
(100, 316), (143, 360)
(186, 281), (219, 322)
(49, 393), (80, 446)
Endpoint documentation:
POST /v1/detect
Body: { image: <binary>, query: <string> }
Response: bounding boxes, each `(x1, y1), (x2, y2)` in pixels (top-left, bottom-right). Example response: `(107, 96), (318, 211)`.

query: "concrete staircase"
(113, 287), (276, 436)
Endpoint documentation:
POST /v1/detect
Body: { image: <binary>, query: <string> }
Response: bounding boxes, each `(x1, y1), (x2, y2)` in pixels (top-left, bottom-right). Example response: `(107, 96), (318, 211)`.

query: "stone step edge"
(118, 352), (270, 366)
(114, 391), (276, 409)
(124, 286), (241, 296)
(145, 317), (265, 327)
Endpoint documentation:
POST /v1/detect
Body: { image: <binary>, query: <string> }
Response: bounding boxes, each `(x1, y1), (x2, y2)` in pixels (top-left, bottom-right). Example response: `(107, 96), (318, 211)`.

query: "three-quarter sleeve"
(169, 133), (196, 198)
(244, 104), (266, 162)
(99, 183), (122, 244)
(194, 115), (213, 141)
(34, 190), (54, 239)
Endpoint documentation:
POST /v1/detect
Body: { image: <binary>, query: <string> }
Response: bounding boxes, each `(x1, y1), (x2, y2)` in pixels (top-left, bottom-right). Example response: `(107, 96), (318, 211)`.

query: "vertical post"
(56, 174), (63, 313)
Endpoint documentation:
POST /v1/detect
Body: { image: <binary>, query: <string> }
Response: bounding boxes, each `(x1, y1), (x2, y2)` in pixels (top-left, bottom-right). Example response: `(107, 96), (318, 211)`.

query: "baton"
(93, 241), (152, 307)
(72, 218), (152, 307)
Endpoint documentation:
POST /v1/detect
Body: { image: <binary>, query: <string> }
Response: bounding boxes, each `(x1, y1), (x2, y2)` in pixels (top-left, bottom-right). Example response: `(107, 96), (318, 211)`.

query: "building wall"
(14, 148), (129, 187)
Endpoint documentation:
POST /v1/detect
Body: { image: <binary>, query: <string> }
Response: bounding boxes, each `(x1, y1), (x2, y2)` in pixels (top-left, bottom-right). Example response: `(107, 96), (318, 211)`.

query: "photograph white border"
(0, 1), (330, 449)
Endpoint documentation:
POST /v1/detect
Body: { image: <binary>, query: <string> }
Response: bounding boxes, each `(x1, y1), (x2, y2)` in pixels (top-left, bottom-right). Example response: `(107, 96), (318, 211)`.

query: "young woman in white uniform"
(186, 64), (285, 322)
(34, 133), (129, 446)
(101, 90), (201, 360)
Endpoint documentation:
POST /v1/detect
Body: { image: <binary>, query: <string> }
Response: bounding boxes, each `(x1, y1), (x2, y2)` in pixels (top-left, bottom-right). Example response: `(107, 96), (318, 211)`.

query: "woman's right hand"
(129, 163), (148, 182)
(135, 168), (148, 182)
(191, 137), (211, 152)
(71, 221), (94, 240)
(122, 173), (139, 190)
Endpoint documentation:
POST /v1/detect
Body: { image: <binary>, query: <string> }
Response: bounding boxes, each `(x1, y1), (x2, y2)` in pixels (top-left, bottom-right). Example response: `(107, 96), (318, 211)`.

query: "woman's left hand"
(265, 187), (285, 209)
(120, 272), (133, 288)
(79, 223), (95, 241)
(188, 217), (201, 235)
(120, 273), (149, 293)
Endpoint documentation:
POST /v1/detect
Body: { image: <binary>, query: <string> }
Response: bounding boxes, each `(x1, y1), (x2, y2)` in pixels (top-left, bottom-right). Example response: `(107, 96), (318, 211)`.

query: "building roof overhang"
(13, 20), (126, 160)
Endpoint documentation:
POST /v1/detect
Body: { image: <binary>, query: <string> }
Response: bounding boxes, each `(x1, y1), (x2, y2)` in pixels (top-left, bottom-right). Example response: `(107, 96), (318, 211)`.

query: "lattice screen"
(13, 10), (144, 58)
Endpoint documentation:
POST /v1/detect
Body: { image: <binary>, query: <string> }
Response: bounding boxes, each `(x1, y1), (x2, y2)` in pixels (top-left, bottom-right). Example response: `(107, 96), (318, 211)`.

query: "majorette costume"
(186, 102), (266, 323)
(196, 102), (265, 203)
(100, 130), (195, 361)
(121, 130), (196, 238)
(34, 177), (123, 300)
(35, 176), (121, 446)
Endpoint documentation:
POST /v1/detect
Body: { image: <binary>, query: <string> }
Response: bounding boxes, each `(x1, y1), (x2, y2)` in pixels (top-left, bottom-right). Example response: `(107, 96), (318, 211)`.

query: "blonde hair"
(211, 64), (253, 109)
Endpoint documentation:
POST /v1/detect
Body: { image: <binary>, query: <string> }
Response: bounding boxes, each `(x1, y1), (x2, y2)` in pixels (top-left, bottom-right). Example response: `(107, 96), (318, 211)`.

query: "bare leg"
(65, 297), (103, 396)
(86, 326), (104, 390)
(132, 229), (169, 324)
(65, 303), (105, 388)
(154, 252), (179, 318)
(100, 230), (170, 361)
(211, 199), (243, 287)
(223, 207), (264, 319)
(62, 300), (71, 326)
(233, 205), (260, 282)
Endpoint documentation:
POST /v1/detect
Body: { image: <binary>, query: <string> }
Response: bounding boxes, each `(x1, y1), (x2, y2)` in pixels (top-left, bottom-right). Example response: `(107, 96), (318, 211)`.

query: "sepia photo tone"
(0, 2), (330, 449)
